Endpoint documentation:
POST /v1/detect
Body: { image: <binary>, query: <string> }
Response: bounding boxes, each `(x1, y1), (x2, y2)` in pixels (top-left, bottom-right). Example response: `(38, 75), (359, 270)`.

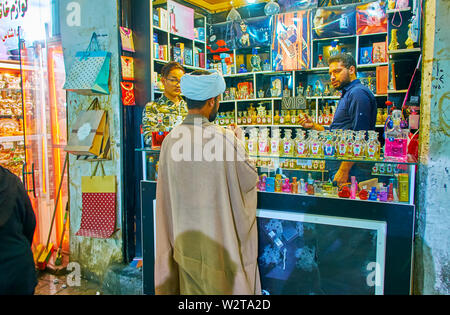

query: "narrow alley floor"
(34, 271), (103, 295)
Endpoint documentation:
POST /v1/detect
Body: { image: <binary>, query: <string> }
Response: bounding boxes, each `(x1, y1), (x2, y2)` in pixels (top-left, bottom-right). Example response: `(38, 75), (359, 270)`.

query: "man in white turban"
(154, 70), (261, 295)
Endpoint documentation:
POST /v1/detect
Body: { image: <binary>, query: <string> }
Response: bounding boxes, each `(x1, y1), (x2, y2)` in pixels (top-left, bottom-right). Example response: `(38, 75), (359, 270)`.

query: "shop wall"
(415, 0), (450, 295)
(59, 0), (124, 281)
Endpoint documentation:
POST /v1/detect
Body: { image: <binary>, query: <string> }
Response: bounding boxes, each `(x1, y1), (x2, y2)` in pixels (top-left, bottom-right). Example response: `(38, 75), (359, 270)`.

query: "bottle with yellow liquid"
(285, 110), (291, 125)
(352, 131), (366, 159)
(345, 130), (355, 159)
(247, 128), (259, 156)
(279, 110), (285, 125)
(309, 130), (323, 158)
(336, 130), (348, 159)
(282, 129), (294, 157)
(258, 128), (270, 155)
(274, 110), (280, 125)
(294, 129), (308, 157)
(270, 128), (281, 156)
(366, 130), (380, 160)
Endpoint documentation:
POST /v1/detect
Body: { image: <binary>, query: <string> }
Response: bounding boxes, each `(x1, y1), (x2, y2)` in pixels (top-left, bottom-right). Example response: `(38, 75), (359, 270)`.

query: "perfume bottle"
(282, 178), (291, 193)
(258, 128), (270, 155)
(336, 130), (348, 159)
(369, 186), (378, 201)
(275, 174), (282, 192)
(282, 129), (294, 157)
(323, 132), (336, 158)
(291, 177), (298, 194)
(237, 111), (243, 125)
(270, 128), (281, 156)
(384, 110), (409, 161)
(295, 129), (308, 157)
(274, 110), (280, 125)
(317, 54), (325, 68)
(290, 110), (297, 125)
(279, 110), (285, 125)
(352, 131), (366, 159)
(247, 128), (259, 155)
(350, 176), (358, 200)
(366, 131), (380, 160)
(307, 173), (315, 195)
(310, 131), (323, 157)
(329, 40), (340, 57)
(284, 110), (291, 125)
(345, 130), (354, 159)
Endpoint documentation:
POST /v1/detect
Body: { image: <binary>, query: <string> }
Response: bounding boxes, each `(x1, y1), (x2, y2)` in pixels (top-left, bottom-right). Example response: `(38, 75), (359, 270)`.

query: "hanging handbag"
(76, 161), (117, 239)
(119, 27), (135, 52)
(121, 56), (134, 81)
(63, 32), (111, 95)
(64, 98), (111, 159)
(120, 82), (136, 106)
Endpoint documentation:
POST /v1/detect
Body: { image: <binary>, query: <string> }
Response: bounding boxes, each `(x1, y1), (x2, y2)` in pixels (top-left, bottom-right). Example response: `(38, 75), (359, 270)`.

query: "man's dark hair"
(160, 61), (185, 78)
(328, 53), (357, 71)
(184, 70), (217, 110)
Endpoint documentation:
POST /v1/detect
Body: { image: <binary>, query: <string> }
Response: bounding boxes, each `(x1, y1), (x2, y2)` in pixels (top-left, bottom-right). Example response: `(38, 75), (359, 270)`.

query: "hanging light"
(264, 0), (280, 16)
(227, 1), (242, 22)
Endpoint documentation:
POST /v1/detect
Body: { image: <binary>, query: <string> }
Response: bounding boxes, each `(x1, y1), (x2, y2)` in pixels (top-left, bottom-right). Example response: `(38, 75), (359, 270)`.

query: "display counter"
(139, 148), (416, 295)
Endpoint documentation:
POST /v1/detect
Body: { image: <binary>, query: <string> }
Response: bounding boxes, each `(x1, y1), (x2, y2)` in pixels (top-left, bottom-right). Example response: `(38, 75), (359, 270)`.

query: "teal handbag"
(63, 33), (112, 95)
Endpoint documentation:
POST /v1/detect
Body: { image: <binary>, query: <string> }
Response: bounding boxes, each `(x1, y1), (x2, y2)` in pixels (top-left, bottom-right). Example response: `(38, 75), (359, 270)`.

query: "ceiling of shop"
(184, 0), (267, 13)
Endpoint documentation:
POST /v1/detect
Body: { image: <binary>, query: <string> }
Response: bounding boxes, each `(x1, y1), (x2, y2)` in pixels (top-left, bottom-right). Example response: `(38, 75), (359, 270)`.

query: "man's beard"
(208, 99), (219, 122)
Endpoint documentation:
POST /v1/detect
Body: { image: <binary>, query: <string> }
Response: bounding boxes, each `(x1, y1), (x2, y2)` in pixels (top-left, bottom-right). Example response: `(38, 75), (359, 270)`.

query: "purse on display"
(64, 98), (111, 159)
(120, 82), (136, 106)
(63, 32), (111, 95)
(76, 161), (117, 239)
(121, 56), (135, 81)
(120, 26), (135, 52)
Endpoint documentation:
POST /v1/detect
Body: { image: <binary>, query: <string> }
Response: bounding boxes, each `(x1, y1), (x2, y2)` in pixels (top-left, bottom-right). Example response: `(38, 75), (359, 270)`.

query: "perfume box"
(184, 48), (193, 66)
(173, 47), (183, 64)
(158, 8), (168, 31)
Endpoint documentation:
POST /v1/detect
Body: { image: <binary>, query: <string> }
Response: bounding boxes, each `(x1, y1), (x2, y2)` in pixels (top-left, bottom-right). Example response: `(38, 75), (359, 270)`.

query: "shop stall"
(133, 0), (422, 295)
(0, 0), (69, 270)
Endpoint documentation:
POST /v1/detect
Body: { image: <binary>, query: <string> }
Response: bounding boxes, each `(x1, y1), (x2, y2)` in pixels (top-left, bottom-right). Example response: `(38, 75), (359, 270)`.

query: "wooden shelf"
(357, 62), (389, 68)
(388, 48), (421, 54)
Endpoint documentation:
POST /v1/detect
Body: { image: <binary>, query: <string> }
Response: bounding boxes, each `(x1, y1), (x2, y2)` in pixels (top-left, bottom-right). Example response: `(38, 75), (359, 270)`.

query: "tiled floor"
(34, 271), (103, 295)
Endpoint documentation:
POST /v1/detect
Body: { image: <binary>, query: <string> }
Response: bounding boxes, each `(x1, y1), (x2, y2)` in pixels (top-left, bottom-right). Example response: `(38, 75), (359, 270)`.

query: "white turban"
(180, 70), (226, 101)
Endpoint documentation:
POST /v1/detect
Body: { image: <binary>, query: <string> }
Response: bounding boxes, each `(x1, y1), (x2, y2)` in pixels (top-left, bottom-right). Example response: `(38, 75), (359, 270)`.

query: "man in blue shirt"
(299, 53), (377, 185)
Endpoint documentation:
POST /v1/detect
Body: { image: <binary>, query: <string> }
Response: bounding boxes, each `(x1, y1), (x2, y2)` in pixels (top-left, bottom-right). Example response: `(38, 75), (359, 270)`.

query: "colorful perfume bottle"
(350, 176), (358, 200)
(384, 110), (409, 162)
(282, 129), (294, 157)
(295, 129), (308, 157)
(270, 128), (281, 156)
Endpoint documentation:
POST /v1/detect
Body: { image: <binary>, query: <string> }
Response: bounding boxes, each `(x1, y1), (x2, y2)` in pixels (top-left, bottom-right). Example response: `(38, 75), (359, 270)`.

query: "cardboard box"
(376, 65), (388, 94)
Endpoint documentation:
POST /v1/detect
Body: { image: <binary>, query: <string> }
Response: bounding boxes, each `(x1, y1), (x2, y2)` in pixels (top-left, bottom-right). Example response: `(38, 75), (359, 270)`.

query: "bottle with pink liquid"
(384, 110), (409, 162)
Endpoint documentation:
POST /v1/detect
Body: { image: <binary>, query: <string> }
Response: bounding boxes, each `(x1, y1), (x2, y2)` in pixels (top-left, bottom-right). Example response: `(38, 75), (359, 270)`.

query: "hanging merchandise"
(64, 98), (111, 159)
(76, 161), (117, 239)
(63, 33), (111, 95)
(264, 0), (280, 16)
(312, 6), (356, 40)
(119, 27), (135, 52)
(226, 1), (242, 22)
(121, 56), (135, 81)
(272, 11), (310, 71)
(121, 82), (136, 106)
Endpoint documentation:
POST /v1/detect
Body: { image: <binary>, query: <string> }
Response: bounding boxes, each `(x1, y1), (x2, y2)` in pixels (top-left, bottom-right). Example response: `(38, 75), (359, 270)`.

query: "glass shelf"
(249, 154), (417, 165)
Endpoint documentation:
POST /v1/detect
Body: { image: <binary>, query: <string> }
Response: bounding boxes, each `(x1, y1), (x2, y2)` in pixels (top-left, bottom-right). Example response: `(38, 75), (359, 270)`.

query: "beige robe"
(154, 114), (261, 295)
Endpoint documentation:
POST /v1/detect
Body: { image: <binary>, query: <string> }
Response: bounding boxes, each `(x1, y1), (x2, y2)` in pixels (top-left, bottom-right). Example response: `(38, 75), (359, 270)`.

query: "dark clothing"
(329, 79), (377, 132)
(0, 166), (37, 295)
(328, 79), (377, 182)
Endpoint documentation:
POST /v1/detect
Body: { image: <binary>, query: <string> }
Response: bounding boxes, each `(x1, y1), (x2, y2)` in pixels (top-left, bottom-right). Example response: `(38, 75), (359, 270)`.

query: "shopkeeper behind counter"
(142, 61), (188, 146)
(299, 53), (377, 185)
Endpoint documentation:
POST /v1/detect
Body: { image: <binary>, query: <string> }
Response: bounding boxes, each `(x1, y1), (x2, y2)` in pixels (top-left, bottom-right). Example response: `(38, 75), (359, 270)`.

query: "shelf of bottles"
(246, 124), (415, 205)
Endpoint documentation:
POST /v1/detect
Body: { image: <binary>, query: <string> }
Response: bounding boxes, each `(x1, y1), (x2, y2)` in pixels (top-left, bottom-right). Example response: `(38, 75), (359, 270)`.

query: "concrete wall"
(414, 0), (450, 295)
(59, 0), (124, 282)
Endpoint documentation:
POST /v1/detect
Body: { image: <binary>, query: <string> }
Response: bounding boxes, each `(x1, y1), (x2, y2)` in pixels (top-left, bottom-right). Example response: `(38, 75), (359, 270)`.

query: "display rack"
(150, 1), (208, 102)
